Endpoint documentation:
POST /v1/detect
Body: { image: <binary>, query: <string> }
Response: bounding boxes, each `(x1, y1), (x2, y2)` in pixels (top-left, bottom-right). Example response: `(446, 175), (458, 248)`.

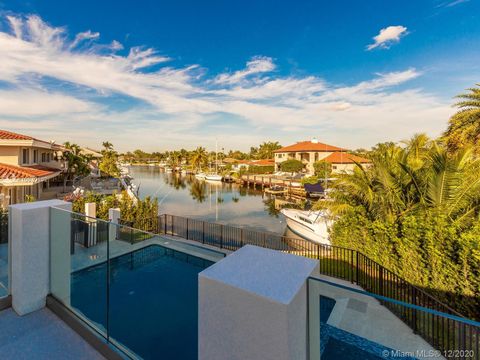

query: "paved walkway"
(0, 307), (104, 360)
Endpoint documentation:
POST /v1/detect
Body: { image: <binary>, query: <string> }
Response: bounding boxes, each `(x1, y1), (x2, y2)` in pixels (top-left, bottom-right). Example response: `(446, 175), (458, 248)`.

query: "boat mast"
(215, 139), (218, 174)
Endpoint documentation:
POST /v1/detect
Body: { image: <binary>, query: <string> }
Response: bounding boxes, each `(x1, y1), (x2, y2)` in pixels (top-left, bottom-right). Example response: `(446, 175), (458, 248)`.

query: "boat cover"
(304, 182), (325, 193)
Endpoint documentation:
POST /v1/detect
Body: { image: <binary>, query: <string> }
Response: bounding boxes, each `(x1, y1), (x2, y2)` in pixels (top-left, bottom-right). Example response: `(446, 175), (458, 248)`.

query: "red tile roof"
(0, 129), (53, 145)
(274, 140), (345, 153)
(0, 163), (60, 180)
(251, 159), (274, 166)
(0, 129), (35, 141)
(323, 152), (371, 164)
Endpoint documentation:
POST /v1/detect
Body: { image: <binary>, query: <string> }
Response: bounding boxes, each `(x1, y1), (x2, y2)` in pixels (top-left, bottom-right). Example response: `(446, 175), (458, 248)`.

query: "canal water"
(129, 166), (296, 235)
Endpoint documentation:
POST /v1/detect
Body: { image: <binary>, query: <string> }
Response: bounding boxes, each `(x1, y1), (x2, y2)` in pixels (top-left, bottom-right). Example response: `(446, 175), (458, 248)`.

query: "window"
(33, 150), (38, 163)
(41, 153), (46, 162)
(47, 153), (50, 162)
(315, 153), (319, 162)
(22, 149), (29, 164)
(333, 165), (337, 170)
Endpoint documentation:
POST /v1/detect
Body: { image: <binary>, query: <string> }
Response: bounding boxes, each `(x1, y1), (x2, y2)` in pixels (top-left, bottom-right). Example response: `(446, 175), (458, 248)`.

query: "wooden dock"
(239, 175), (306, 197)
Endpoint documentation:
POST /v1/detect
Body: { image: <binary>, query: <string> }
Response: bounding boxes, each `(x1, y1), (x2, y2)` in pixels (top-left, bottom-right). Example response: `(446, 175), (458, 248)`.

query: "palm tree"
(320, 136), (480, 225)
(257, 141), (282, 159)
(102, 141), (114, 152)
(62, 142), (90, 192)
(444, 84), (480, 154)
(190, 147), (208, 172)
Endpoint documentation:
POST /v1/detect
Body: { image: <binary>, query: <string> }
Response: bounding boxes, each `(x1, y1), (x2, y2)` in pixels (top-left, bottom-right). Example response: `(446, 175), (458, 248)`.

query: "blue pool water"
(319, 296), (416, 360)
(71, 245), (214, 360)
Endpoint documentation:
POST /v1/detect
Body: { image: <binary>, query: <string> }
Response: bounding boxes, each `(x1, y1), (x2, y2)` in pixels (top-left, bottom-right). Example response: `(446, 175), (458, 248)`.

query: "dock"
(239, 174), (306, 197)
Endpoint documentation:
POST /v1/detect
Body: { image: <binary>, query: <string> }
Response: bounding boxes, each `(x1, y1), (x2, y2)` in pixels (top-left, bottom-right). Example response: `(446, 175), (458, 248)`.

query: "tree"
(190, 147), (208, 171)
(444, 84), (480, 154)
(62, 142), (91, 192)
(316, 135), (480, 318)
(280, 159), (304, 173)
(99, 141), (120, 177)
(313, 160), (332, 178)
(256, 141), (282, 159)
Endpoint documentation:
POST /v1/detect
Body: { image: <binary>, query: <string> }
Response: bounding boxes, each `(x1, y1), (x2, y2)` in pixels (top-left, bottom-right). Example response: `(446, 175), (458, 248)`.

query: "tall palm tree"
(444, 84), (480, 154)
(190, 147), (208, 172)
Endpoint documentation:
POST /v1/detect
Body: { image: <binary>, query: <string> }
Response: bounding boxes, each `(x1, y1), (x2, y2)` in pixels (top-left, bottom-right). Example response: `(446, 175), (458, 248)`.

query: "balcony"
(0, 200), (479, 359)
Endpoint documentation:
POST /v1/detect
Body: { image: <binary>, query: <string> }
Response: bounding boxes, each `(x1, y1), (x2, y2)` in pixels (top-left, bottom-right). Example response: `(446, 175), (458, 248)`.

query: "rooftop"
(274, 140), (346, 153)
(0, 163), (61, 182)
(323, 152), (371, 164)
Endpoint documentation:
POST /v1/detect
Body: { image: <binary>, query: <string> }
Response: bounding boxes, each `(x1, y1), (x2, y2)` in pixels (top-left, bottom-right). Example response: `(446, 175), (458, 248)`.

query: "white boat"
(204, 139), (222, 182)
(195, 172), (206, 180)
(165, 167), (173, 173)
(205, 174), (222, 181)
(280, 208), (331, 245)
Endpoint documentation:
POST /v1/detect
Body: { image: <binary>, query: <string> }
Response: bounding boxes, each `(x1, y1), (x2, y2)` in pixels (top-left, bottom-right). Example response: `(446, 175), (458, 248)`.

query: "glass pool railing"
(49, 207), (225, 360)
(308, 277), (480, 360)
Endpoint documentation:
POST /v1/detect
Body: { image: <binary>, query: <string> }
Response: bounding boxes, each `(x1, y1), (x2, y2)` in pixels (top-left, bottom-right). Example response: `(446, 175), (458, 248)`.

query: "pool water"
(71, 245), (214, 360)
(319, 296), (417, 360)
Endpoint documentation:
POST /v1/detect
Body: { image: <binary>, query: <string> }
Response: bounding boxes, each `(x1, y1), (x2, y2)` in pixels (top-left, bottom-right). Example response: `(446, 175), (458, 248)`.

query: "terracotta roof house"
(274, 138), (371, 175)
(0, 129), (66, 208)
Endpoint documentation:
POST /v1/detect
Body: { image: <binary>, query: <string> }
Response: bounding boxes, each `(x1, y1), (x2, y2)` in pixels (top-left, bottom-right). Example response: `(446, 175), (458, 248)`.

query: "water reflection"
(130, 166), (300, 234)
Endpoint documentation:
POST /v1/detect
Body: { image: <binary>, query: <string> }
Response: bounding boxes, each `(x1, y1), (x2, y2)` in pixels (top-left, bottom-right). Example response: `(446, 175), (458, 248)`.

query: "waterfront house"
(0, 130), (66, 209)
(274, 138), (371, 175)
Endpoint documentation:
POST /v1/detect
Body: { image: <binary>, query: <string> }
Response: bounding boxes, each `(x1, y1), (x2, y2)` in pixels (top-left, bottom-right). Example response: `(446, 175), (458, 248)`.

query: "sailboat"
(205, 140), (223, 182)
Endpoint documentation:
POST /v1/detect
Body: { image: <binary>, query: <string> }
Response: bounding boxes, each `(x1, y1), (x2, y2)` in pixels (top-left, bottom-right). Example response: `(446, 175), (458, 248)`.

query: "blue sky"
(0, 0), (479, 151)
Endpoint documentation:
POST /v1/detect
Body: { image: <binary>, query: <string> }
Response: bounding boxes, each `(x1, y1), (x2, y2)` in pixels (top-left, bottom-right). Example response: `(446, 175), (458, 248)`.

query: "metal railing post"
(355, 251), (359, 285)
(186, 218), (189, 239)
(164, 214), (167, 234)
(202, 221), (205, 244)
(220, 224), (224, 248)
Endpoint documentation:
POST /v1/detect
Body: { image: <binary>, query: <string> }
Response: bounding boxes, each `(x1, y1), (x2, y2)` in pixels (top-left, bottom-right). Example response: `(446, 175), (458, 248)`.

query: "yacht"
(280, 208), (331, 245)
(205, 174), (222, 181)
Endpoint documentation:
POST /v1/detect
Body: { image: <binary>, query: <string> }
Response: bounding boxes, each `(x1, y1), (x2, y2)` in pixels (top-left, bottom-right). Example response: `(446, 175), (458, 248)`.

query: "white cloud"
(367, 25), (408, 50)
(0, 14), (453, 151)
(69, 30), (100, 49)
(213, 56), (275, 85)
(0, 89), (97, 116)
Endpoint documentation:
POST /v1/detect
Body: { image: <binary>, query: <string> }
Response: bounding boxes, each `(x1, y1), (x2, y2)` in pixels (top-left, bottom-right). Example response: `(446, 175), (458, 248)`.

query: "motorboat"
(165, 167), (173, 173)
(205, 174), (222, 182)
(280, 208), (331, 245)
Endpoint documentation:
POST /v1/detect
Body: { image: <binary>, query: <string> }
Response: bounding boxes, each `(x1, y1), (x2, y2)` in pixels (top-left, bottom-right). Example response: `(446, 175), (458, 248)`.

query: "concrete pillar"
(9, 200), (72, 315)
(85, 202), (96, 246)
(85, 202), (96, 218)
(108, 208), (121, 241)
(199, 245), (318, 360)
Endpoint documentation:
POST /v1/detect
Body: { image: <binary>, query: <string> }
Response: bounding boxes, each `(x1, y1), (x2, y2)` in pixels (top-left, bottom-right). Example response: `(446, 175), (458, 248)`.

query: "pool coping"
(71, 243), (217, 275)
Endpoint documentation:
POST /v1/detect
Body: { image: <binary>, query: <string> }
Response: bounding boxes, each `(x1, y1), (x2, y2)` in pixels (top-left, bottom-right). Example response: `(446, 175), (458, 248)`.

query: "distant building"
(273, 138), (371, 175)
(230, 159), (275, 172)
(0, 130), (66, 208)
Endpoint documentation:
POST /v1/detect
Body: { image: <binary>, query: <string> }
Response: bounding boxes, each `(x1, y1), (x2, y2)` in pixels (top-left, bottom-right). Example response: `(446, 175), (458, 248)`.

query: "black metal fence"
(142, 213), (478, 359)
(70, 217), (109, 254)
(0, 210), (7, 245)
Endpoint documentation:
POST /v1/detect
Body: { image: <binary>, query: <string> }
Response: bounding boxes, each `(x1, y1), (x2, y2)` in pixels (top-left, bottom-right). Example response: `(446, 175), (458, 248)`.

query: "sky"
(0, 0), (479, 152)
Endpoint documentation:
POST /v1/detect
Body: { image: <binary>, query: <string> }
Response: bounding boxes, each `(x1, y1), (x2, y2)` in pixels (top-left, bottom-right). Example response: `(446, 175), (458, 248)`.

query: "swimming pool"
(319, 296), (417, 360)
(71, 244), (214, 360)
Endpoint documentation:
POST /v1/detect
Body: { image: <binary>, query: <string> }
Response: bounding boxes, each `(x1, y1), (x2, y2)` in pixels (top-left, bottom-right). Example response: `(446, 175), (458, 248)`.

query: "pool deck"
(0, 307), (104, 360)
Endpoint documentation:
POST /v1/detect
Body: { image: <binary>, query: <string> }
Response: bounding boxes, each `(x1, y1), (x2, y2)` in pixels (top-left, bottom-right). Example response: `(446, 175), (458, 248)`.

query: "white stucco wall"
(9, 200), (72, 315)
(199, 245), (318, 360)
